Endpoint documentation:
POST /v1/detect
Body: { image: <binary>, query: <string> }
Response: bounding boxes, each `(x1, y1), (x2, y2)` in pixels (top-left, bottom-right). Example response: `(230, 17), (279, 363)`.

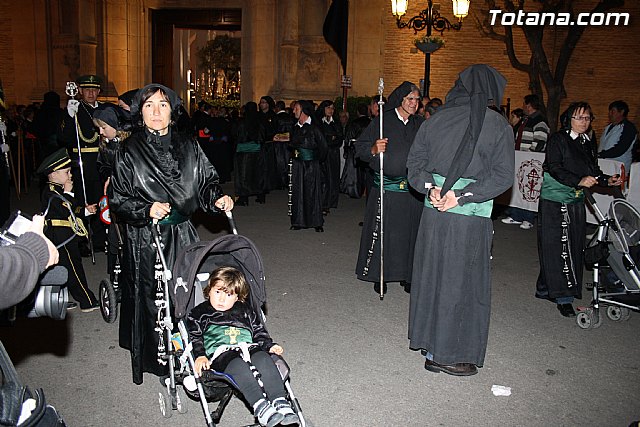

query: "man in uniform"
(58, 75), (104, 251)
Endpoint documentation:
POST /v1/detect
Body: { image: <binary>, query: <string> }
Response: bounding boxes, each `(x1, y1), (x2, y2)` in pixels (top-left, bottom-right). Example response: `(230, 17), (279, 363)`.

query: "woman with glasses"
(536, 101), (621, 318)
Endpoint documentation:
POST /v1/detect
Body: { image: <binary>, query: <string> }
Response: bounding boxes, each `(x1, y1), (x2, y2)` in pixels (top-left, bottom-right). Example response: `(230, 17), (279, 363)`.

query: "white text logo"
(489, 9), (630, 26)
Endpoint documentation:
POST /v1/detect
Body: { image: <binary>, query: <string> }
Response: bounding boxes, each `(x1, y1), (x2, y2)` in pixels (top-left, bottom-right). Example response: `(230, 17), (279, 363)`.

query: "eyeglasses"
(404, 97), (420, 102)
(572, 116), (593, 122)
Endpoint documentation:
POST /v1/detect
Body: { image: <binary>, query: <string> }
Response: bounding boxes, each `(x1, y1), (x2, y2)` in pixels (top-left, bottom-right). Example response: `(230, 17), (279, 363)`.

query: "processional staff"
(377, 78), (385, 301)
(65, 81), (95, 264)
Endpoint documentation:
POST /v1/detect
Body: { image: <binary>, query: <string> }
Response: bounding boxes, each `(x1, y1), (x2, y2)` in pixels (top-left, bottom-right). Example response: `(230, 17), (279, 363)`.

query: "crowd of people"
(0, 64), (637, 412)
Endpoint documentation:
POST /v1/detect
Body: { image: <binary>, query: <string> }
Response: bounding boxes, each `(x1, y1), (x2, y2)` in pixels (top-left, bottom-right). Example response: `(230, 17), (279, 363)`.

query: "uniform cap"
(36, 148), (71, 175)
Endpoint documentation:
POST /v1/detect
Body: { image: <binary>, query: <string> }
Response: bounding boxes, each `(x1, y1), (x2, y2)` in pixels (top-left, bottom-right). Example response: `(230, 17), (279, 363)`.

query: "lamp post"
(391, 0), (470, 98)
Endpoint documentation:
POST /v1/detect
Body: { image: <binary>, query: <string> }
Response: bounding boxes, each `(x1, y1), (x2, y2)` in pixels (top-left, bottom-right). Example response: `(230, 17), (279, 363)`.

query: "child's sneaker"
(273, 397), (300, 425)
(253, 399), (284, 427)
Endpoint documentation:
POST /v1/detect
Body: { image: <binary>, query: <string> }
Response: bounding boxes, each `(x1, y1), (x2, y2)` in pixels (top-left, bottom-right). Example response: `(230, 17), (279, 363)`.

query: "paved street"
(2, 184), (639, 426)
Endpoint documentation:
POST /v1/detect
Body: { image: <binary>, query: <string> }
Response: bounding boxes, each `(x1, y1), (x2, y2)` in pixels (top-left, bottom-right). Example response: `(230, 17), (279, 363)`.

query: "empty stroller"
(579, 192), (640, 329)
(152, 212), (306, 426)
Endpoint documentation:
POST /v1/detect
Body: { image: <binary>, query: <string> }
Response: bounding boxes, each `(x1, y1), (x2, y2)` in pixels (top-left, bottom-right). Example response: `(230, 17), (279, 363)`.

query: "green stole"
(236, 141), (261, 153)
(373, 173), (409, 192)
(424, 173), (492, 218)
(540, 172), (584, 203)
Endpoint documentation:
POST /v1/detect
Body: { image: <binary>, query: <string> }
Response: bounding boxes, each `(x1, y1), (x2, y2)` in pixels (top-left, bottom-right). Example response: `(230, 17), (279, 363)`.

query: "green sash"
(540, 172), (584, 204)
(158, 210), (189, 225)
(236, 141), (261, 153)
(423, 173), (492, 218)
(203, 324), (253, 358)
(373, 173), (409, 192)
(292, 148), (315, 161)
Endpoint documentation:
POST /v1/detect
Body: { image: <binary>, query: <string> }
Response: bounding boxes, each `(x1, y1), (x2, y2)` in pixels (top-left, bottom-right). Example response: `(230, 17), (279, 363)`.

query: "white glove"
(0, 121), (6, 134)
(0, 143), (8, 153)
(67, 99), (80, 117)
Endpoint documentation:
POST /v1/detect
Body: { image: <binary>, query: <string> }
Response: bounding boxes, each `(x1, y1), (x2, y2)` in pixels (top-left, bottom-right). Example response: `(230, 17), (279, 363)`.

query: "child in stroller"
(185, 266), (300, 427)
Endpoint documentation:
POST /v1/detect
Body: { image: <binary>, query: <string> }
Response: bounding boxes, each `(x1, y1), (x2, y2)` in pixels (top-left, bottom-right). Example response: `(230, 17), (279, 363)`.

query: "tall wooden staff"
(377, 78), (385, 300)
(66, 81), (95, 264)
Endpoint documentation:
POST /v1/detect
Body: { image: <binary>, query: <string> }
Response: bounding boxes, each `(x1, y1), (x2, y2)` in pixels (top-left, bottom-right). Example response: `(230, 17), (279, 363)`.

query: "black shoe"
(557, 303), (576, 317)
(255, 195), (266, 204)
(373, 282), (388, 295)
(424, 359), (478, 376)
(401, 281), (411, 294)
(290, 226), (301, 230)
(315, 226), (324, 232)
(236, 197), (249, 206)
(322, 209), (329, 216)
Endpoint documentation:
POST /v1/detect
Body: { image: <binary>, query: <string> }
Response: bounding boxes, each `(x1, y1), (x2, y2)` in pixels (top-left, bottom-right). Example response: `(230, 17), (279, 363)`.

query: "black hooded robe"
(406, 65), (514, 367)
(289, 121), (328, 229)
(111, 129), (223, 384)
(354, 82), (424, 284)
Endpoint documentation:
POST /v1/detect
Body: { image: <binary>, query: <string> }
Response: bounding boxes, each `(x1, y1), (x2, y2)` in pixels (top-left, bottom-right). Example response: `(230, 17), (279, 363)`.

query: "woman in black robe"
(316, 100), (343, 213)
(234, 102), (266, 206)
(536, 102), (621, 318)
(355, 82), (424, 294)
(288, 100), (328, 231)
(111, 84), (234, 384)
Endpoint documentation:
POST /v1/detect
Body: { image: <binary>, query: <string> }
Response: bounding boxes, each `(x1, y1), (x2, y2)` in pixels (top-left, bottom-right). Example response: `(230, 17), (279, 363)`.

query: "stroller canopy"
(171, 234), (266, 319)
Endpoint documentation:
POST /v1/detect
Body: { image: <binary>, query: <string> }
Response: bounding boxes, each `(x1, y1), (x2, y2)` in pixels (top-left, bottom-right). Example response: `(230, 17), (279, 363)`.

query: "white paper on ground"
(491, 384), (512, 396)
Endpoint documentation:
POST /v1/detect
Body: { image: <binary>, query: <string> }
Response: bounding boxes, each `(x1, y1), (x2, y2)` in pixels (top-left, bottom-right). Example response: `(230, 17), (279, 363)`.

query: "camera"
(0, 211), (69, 320)
(0, 210), (33, 247)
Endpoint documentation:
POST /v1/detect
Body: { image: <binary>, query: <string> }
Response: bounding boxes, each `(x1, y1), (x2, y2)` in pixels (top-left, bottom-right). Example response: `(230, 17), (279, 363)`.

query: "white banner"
(496, 151), (626, 223)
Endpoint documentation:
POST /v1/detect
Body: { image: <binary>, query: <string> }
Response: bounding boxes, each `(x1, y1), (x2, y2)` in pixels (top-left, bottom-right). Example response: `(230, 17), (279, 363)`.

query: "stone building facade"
(0, 0), (638, 135)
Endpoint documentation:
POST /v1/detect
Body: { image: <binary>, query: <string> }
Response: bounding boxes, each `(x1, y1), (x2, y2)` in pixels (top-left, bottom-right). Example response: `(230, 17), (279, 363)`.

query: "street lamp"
(391, 0), (469, 98)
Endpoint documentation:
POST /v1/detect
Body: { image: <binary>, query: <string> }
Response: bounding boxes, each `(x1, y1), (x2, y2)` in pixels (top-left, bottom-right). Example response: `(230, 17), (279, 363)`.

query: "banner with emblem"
(497, 151), (624, 224)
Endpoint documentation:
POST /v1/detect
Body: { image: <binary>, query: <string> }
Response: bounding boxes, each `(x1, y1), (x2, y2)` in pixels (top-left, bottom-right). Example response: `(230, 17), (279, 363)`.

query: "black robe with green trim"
(111, 128), (223, 384)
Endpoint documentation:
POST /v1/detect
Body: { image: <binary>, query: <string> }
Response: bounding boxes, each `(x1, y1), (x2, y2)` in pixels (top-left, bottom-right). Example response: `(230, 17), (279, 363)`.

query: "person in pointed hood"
(354, 81), (424, 295)
(407, 64), (515, 376)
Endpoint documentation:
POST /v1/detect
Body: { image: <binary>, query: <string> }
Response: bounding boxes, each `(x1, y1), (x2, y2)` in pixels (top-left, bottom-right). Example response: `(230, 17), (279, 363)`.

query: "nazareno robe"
(406, 66), (514, 367)
(354, 107), (424, 284)
(341, 115), (371, 198)
(111, 128), (223, 384)
(319, 118), (343, 210)
(288, 121), (328, 229)
(536, 130), (609, 301)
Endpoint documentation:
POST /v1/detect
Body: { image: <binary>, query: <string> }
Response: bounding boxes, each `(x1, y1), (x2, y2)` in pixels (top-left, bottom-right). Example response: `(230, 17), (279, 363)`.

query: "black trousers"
(212, 348), (285, 406)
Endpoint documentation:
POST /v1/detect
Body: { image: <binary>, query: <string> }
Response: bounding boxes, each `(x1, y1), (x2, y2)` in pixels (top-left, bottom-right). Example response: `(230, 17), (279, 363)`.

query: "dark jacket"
(0, 232), (50, 310)
(544, 130), (608, 189)
(185, 301), (274, 359)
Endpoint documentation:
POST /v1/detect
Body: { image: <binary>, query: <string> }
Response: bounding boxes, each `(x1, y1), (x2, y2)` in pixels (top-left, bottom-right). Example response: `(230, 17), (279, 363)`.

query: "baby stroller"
(98, 217), (124, 324)
(152, 212), (306, 426)
(579, 192), (640, 329)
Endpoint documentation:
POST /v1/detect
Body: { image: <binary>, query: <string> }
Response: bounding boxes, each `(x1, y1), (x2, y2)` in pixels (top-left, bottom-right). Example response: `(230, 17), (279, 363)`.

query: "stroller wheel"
(99, 279), (118, 323)
(176, 386), (188, 414)
(158, 390), (173, 418)
(576, 308), (602, 329)
(606, 306), (631, 322)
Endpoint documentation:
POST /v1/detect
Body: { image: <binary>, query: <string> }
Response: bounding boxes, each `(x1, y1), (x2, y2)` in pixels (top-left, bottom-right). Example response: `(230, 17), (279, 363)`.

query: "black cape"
(111, 128), (223, 384)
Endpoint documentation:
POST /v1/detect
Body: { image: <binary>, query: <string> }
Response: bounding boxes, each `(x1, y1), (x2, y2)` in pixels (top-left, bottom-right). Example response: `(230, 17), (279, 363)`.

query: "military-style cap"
(77, 75), (102, 89)
(37, 148), (71, 175)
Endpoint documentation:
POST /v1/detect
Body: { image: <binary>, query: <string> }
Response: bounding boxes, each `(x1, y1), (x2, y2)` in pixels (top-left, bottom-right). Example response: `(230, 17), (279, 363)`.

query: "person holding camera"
(1, 215), (59, 310)
(37, 148), (99, 312)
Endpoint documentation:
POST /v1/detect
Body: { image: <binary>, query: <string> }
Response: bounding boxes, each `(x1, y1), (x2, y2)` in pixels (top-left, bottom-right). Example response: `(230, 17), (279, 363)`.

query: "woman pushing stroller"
(186, 266), (299, 427)
(110, 83), (234, 385)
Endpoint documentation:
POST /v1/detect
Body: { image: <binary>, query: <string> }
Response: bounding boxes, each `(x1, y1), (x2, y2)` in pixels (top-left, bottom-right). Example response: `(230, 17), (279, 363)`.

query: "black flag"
(323, 0), (349, 74)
